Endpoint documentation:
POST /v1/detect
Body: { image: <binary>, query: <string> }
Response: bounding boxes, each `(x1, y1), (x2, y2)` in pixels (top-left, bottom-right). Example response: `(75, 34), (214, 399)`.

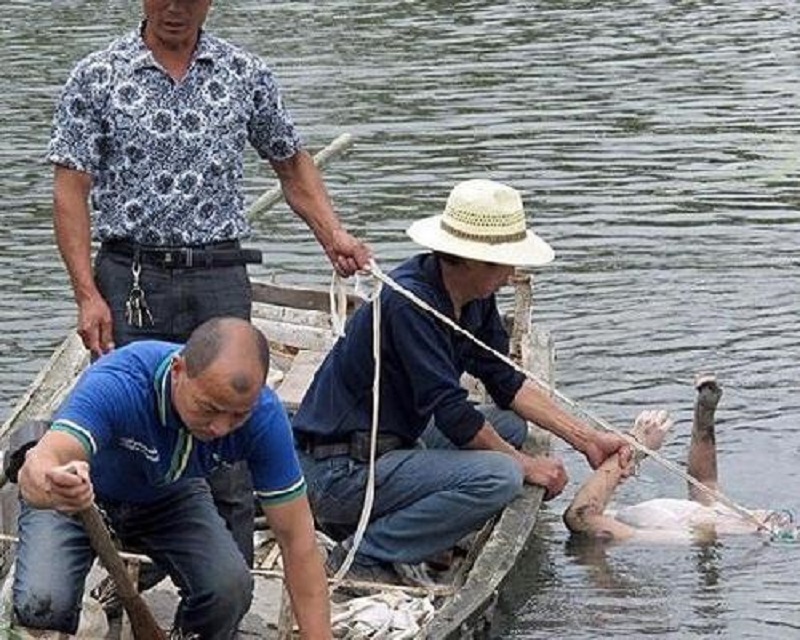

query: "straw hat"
(406, 179), (555, 267)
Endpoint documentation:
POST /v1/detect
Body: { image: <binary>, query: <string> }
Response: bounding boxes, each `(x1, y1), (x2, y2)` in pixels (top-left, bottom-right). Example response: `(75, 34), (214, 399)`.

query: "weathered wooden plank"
(274, 350), (327, 412)
(252, 317), (338, 354)
(252, 301), (337, 331)
(251, 280), (362, 314)
(0, 332), (88, 443)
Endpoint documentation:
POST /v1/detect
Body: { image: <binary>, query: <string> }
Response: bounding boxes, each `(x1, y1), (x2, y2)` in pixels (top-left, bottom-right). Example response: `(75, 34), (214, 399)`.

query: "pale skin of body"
(438, 258), (631, 501)
(563, 375), (770, 543)
(18, 319), (333, 639)
(54, 0), (371, 358)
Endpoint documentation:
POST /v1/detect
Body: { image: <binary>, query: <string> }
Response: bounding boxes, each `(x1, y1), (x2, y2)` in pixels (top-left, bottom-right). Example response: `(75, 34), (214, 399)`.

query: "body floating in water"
(564, 373), (798, 544)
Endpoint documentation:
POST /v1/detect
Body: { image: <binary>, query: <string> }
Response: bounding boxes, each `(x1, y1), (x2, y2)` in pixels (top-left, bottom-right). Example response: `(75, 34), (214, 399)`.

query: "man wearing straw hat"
(293, 178), (630, 584)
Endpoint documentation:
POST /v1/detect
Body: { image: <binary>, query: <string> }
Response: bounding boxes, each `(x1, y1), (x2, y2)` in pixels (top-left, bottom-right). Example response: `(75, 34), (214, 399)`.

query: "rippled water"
(1, 1), (799, 637)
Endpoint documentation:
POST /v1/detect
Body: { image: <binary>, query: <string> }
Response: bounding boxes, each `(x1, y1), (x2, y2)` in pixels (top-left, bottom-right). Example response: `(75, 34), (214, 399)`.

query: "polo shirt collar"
(153, 350), (197, 482)
(154, 350), (181, 428)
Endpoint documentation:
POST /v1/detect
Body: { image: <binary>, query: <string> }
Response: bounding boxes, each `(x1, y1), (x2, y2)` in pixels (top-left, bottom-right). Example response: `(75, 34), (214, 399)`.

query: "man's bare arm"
(262, 496), (332, 639)
(270, 150), (370, 276)
(511, 381), (630, 469)
(53, 165), (114, 355)
(563, 410), (674, 542)
(18, 430), (93, 513)
(562, 452), (637, 541)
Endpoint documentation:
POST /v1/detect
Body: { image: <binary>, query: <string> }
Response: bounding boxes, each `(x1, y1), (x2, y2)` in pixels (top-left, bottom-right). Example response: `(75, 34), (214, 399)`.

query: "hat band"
(440, 220), (526, 245)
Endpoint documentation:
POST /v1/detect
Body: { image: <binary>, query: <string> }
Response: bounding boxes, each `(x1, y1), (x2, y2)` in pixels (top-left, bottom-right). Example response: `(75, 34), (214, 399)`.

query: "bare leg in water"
(688, 373), (722, 505)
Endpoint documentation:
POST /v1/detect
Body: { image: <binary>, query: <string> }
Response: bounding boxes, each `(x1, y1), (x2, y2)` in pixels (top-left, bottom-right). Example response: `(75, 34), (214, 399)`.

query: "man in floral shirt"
(48, 0), (368, 596)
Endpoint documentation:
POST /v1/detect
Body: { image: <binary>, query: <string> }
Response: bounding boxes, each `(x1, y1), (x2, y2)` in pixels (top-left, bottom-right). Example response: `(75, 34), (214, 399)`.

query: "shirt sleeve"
(50, 367), (129, 458)
(47, 56), (107, 174)
(246, 390), (307, 507)
(466, 302), (526, 409)
(247, 59), (302, 162)
(385, 293), (486, 447)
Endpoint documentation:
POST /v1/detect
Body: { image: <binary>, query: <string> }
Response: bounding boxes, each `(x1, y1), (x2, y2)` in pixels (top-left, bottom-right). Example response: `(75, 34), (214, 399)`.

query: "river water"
(1, 1), (799, 638)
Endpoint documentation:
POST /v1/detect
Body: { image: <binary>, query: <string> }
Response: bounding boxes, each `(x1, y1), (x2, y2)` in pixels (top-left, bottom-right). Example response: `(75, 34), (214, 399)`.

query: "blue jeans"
(94, 248), (255, 566)
(300, 405), (527, 565)
(13, 480), (253, 638)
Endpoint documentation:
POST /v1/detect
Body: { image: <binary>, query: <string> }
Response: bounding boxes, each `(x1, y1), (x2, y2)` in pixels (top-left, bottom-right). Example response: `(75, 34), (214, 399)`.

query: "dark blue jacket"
(292, 253), (525, 447)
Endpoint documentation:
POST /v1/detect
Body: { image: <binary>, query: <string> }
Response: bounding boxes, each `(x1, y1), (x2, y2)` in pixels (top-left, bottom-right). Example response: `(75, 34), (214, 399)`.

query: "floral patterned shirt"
(47, 26), (302, 245)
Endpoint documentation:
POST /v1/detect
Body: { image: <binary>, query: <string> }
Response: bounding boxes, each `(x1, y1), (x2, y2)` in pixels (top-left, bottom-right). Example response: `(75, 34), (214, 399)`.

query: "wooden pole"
(78, 505), (167, 640)
(247, 132), (354, 218)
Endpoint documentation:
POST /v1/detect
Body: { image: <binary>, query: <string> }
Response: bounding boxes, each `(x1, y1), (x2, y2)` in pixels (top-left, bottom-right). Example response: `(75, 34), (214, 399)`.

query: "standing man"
(293, 179), (630, 584)
(48, 0), (369, 570)
(14, 318), (332, 638)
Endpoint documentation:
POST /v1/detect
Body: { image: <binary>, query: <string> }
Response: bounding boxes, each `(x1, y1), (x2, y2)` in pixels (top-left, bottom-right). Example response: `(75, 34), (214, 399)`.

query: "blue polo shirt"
(292, 253), (526, 447)
(51, 341), (305, 507)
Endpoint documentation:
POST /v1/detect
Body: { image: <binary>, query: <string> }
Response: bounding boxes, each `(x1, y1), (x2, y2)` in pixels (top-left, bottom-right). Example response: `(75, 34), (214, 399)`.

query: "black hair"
(432, 250), (465, 265)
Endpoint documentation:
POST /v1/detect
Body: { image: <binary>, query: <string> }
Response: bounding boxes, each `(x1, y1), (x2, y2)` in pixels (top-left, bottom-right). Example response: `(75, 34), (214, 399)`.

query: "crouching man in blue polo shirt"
(13, 317), (331, 639)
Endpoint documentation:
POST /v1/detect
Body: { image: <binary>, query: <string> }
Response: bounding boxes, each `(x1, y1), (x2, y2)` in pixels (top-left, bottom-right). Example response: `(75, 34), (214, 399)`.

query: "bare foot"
(630, 409), (674, 451)
(694, 372), (722, 412)
(694, 373), (722, 439)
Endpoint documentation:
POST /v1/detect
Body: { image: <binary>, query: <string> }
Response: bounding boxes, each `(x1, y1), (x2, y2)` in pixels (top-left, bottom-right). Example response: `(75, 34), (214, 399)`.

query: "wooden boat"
(0, 272), (553, 639)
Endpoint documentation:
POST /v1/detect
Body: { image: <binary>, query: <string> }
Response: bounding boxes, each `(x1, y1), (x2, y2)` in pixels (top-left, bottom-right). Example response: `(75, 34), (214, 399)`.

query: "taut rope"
(365, 260), (768, 533)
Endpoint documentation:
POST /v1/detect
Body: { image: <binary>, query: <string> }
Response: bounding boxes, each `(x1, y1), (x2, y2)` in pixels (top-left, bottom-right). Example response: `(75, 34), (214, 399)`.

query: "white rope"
(365, 260), (767, 532)
(330, 272), (348, 338)
(330, 275), (384, 584)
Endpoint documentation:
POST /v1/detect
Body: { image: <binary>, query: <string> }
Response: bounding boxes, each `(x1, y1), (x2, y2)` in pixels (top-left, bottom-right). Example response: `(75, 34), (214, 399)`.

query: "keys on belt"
(125, 259), (154, 328)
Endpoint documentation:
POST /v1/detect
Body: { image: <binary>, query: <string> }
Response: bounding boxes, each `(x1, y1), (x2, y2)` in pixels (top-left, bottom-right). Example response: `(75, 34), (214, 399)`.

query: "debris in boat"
(331, 592), (435, 639)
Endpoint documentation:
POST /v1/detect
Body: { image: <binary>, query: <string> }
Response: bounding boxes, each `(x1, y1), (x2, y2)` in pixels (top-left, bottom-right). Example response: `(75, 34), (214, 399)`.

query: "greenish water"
(1, 1), (799, 637)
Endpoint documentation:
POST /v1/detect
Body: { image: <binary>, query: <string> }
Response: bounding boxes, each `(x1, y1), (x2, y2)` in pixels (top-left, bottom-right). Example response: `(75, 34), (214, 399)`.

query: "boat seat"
(275, 350), (328, 413)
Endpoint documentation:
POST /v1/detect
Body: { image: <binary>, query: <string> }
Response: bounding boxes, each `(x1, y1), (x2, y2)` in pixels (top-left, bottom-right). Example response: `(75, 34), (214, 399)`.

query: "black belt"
(101, 239), (263, 269)
(295, 431), (407, 462)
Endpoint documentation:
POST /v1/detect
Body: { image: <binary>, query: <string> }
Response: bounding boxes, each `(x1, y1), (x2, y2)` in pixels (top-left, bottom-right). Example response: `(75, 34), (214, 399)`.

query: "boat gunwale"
(0, 277), (552, 639)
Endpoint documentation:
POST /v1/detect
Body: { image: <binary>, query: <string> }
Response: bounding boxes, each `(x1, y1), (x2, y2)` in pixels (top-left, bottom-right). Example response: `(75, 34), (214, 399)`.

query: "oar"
(247, 132), (355, 217)
(78, 503), (167, 640)
(60, 465), (167, 640)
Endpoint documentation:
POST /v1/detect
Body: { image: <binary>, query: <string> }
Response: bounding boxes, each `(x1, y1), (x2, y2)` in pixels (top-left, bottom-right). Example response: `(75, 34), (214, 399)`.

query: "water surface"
(1, 1), (798, 637)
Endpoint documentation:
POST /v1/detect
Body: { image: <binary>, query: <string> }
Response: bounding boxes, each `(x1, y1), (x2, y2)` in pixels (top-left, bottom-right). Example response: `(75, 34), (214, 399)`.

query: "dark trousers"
(15, 481), (252, 636)
(94, 247), (256, 566)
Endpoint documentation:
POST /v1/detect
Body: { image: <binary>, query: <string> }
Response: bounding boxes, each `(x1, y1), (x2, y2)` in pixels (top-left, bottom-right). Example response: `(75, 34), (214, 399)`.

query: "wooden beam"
(248, 133), (355, 218)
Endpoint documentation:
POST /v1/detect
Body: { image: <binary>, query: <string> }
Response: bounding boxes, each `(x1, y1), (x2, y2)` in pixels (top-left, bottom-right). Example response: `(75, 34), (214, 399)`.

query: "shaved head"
(182, 317), (270, 386)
